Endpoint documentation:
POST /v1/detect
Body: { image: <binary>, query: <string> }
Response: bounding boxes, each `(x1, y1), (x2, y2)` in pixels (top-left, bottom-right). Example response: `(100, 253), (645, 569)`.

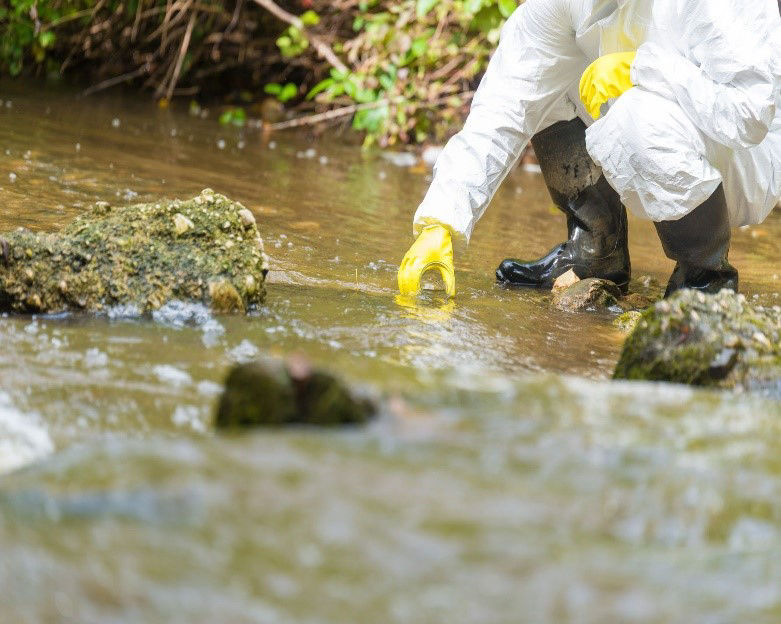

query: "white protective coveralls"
(413, 0), (781, 245)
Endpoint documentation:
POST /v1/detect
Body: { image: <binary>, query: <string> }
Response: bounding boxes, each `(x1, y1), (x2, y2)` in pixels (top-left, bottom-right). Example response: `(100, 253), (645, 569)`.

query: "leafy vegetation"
(0, 0), (521, 145)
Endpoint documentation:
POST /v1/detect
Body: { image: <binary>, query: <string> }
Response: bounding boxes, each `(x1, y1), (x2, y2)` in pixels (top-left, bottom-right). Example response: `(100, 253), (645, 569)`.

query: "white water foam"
(0, 392), (54, 474)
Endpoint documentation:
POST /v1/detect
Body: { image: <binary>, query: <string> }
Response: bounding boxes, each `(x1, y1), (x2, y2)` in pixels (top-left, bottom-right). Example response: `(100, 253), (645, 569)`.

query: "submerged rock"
(552, 277), (621, 312)
(216, 355), (377, 428)
(614, 289), (781, 396)
(0, 189), (269, 314)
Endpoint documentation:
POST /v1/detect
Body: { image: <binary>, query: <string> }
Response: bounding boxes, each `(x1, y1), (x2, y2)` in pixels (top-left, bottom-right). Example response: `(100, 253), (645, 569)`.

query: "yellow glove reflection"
(579, 51), (636, 120)
(397, 225), (456, 298)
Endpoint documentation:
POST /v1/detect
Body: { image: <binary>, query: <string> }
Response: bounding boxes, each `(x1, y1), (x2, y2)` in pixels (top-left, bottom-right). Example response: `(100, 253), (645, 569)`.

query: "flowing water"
(0, 80), (780, 623)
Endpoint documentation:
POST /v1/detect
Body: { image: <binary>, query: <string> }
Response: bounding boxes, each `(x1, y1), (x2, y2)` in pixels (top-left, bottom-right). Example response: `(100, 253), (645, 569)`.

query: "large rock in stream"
(0, 189), (268, 314)
(614, 289), (781, 397)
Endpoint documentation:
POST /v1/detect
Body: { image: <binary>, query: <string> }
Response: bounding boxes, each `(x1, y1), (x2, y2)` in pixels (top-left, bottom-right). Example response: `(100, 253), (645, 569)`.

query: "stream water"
(0, 80), (780, 623)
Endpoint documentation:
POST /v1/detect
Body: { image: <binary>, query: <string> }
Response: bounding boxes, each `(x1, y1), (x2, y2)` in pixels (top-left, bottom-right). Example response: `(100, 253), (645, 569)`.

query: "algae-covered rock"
(216, 355), (377, 428)
(613, 310), (643, 333)
(614, 289), (781, 396)
(0, 189), (269, 314)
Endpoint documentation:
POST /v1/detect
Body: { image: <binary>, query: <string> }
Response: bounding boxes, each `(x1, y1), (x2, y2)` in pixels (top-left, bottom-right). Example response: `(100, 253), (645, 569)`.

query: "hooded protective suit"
(413, 0), (781, 245)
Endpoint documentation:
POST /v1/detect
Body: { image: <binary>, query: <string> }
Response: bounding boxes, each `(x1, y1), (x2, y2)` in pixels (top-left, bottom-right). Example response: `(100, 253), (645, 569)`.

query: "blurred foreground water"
(0, 80), (780, 623)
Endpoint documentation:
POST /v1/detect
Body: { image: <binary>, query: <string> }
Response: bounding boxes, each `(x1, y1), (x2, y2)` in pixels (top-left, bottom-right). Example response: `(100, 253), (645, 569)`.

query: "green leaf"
(264, 83), (282, 95)
(218, 108), (246, 126)
(378, 74), (394, 91)
(416, 0), (439, 18)
(353, 105), (389, 132)
(355, 87), (377, 103)
(279, 83), (298, 102)
(300, 10), (320, 26)
(232, 108), (247, 126)
(38, 31), (55, 49)
(307, 78), (335, 99)
(409, 36), (428, 59)
(498, 0), (517, 18)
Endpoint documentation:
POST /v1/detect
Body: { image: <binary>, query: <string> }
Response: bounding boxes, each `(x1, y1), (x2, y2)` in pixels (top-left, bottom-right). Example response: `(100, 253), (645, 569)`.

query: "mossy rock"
(0, 189), (268, 314)
(216, 356), (377, 429)
(614, 289), (781, 397)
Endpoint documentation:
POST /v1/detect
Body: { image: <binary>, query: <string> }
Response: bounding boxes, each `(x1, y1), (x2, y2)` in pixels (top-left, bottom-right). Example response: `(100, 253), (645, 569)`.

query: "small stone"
(173, 213), (194, 235)
(25, 294), (42, 310)
(552, 268), (580, 292)
(618, 292), (657, 312)
(709, 348), (738, 380)
(552, 278), (621, 312)
(753, 331), (772, 349)
(238, 209), (256, 228)
(208, 280), (244, 313)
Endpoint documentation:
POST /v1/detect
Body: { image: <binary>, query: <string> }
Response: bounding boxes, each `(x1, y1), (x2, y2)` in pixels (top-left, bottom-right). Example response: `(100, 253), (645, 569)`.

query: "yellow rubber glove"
(397, 224), (456, 298)
(579, 51), (636, 120)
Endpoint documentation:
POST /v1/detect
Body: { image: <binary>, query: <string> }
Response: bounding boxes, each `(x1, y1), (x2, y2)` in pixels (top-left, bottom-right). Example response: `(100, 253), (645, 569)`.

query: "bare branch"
(166, 12), (196, 100)
(250, 0), (348, 74)
(269, 91), (475, 131)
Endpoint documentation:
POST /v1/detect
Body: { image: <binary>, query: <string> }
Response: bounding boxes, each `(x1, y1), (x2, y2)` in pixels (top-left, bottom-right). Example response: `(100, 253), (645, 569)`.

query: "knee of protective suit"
(531, 118), (602, 201)
(584, 88), (723, 223)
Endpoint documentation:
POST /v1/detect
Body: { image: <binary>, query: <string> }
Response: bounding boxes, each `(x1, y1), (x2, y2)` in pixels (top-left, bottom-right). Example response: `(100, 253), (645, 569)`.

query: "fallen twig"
(81, 64), (150, 96)
(269, 90), (475, 131)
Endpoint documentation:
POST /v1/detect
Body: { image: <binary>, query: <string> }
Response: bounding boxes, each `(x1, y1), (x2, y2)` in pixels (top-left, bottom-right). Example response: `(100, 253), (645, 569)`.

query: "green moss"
(614, 290), (781, 396)
(0, 189), (268, 314)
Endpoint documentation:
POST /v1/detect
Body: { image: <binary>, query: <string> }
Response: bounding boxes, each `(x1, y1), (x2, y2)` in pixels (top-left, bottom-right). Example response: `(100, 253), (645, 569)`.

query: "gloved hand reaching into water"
(398, 224), (456, 298)
(579, 52), (636, 119)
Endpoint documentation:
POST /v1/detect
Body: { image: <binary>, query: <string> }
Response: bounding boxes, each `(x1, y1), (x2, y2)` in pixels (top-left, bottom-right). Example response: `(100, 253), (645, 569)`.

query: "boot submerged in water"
(655, 184), (738, 297)
(495, 118), (630, 292)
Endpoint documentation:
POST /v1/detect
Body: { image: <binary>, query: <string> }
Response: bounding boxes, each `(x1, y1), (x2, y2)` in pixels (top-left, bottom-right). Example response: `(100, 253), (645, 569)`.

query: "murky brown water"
(1, 79), (780, 623)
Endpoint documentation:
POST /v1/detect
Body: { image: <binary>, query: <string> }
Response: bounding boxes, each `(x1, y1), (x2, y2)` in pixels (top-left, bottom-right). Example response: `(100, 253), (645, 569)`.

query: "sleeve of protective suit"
(630, 0), (778, 151)
(412, 0), (586, 245)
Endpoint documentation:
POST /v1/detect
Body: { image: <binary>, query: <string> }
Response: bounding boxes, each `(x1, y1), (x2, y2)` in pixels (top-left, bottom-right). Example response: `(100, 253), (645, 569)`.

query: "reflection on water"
(0, 79), (780, 622)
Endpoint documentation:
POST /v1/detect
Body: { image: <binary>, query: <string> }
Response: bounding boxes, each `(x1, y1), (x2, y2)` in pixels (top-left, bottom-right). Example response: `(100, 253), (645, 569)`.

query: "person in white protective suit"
(397, 0), (781, 299)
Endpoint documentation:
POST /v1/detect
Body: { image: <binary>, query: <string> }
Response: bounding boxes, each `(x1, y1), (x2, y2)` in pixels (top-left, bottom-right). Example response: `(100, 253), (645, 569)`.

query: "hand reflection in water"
(394, 294), (456, 323)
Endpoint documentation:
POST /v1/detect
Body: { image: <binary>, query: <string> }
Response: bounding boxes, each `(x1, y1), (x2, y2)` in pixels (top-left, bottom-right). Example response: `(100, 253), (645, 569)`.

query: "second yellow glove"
(579, 51), (636, 120)
(397, 225), (456, 298)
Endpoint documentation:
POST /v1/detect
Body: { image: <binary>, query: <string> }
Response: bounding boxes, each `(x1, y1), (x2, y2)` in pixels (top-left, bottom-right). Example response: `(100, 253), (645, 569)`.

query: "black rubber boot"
(655, 184), (738, 297)
(496, 118), (631, 291)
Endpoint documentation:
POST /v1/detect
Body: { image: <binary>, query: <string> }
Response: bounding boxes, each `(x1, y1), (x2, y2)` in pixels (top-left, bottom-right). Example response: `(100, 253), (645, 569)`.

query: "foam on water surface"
(0, 392), (53, 474)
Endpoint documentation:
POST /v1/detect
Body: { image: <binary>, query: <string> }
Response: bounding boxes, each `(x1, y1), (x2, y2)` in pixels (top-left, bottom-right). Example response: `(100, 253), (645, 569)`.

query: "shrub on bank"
(0, 0), (519, 145)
